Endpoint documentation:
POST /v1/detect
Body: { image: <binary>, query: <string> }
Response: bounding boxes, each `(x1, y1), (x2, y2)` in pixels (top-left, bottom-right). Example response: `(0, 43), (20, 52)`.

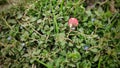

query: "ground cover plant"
(0, 0), (120, 68)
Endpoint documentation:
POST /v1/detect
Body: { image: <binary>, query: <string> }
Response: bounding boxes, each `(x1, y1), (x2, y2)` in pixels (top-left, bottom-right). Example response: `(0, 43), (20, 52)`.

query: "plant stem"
(2, 17), (12, 29)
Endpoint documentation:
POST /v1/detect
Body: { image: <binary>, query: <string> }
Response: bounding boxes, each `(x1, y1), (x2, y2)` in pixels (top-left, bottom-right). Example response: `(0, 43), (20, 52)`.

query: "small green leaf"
(7, 19), (17, 24)
(86, 10), (92, 16)
(16, 12), (23, 19)
(55, 33), (65, 42)
(90, 48), (98, 53)
(68, 51), (81, 62)
(20, 31), (29, 41)
(68, 42), (73, 47)
(93, 54), (100, 62)
(37, 19), (42, 23)
(68, 63), (75, 67)
(30, 17), (37, 22)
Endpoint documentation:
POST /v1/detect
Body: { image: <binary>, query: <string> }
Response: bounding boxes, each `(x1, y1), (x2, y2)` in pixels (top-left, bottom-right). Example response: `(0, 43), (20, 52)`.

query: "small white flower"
(84, 46), (89, 50)
(20, 26), (23, 29)
(7, 36), (11, 41)
(21, 43), (25, 46)
(91, 18), (95, 22)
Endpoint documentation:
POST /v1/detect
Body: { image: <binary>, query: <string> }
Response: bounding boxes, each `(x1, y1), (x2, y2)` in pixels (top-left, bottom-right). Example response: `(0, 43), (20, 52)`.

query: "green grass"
(0, 0), (120, 68)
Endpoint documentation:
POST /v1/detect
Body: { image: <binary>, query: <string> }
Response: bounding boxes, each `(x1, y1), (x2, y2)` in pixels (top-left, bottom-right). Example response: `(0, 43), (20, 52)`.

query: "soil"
(0, 0), (24, 12)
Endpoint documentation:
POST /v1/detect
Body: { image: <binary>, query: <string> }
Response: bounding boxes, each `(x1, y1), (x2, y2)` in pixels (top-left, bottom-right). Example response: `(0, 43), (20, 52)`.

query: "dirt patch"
(0, 0), (25, 12)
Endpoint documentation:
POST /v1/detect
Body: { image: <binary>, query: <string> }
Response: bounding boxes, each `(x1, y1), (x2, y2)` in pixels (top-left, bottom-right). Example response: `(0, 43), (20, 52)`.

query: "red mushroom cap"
(68, 18), (78, 28)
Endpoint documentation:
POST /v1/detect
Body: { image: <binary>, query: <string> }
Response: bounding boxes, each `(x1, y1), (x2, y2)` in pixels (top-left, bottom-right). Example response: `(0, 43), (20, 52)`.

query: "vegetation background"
(0, 0), (120, 68)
